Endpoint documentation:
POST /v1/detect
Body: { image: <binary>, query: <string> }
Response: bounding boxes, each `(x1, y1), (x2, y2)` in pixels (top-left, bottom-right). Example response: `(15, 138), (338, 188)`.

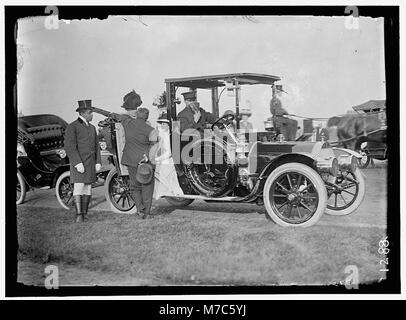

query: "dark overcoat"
(178, 106), (217, 133)
(64, 118), (101, 184)
(270, 97), (288, 116)
(115, 115), (156, 167)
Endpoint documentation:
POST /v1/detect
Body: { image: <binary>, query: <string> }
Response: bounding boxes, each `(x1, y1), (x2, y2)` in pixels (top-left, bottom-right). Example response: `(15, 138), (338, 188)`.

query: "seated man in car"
(178, 90), (217, 135)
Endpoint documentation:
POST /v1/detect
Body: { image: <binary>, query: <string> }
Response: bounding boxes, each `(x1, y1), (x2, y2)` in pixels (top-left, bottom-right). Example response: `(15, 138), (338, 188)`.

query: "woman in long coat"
(64, 100), (101, 222)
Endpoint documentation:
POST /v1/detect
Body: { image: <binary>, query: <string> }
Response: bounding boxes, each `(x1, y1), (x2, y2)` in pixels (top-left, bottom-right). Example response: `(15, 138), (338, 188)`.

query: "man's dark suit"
(178, 106), (217, 133)
(64, 118), (101, 184)
(114, 114), (158, 215)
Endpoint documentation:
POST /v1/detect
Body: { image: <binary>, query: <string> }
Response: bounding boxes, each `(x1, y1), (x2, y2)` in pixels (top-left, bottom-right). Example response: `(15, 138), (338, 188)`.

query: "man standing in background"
(270, 85), (297, 140)
(64, 100), (101, 223)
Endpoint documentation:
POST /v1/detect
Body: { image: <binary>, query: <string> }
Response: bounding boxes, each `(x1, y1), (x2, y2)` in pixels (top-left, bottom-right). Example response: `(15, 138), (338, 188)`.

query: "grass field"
(17, 204), (386, 286)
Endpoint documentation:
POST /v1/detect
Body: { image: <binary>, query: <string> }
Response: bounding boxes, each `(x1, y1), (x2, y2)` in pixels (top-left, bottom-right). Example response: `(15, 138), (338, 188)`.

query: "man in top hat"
(110, 90), (158, 218)
(177, 90), (217, 134)
(64, 100), (101, 222)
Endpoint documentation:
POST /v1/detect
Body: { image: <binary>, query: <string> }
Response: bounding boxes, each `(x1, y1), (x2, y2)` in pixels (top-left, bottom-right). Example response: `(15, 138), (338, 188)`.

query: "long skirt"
(153, 157), (184, 200)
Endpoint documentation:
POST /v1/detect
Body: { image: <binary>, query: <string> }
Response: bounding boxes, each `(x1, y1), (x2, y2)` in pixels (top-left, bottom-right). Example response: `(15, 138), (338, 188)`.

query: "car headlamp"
(56, 149), (67, 158)
(316, 157), (339, 177)
(338, 155), (357, 172)
(238, 167), (249, 181)
(99, 141), (107, 151)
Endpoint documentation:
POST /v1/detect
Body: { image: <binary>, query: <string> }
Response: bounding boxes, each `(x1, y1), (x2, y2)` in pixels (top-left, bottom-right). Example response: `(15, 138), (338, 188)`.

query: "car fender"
(332, 147), (363, 159)
(51, 164), (71, 187)
(258, 152), (317, 180)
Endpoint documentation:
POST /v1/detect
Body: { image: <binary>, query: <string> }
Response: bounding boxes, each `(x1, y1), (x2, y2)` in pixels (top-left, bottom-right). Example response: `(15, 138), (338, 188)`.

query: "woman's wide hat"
(121, 90), (143, 110)
(136, 162), (154, 184)
(240, 108), (252, 117)
(157, 113), (170, 124)
(76, 100), (94, 112)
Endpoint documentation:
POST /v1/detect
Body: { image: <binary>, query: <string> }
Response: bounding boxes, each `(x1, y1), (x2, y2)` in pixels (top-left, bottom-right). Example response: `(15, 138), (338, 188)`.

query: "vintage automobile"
(17, 114), (113, 209)
(95, 73), (366, 227)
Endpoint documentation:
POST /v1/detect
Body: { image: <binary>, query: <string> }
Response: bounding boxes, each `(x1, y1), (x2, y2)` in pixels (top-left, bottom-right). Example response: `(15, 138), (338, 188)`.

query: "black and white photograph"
(4, 3), (401, 301)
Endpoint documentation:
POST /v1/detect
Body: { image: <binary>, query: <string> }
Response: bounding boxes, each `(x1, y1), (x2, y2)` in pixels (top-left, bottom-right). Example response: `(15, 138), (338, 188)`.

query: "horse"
(326, 113), (383, 151)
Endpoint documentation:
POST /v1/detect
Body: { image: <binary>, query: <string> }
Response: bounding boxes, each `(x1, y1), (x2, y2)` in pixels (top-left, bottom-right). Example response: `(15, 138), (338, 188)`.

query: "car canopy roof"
(18, 114), (68, 131)
(352, 100), (386, 113)
(165, 73), (281, 89)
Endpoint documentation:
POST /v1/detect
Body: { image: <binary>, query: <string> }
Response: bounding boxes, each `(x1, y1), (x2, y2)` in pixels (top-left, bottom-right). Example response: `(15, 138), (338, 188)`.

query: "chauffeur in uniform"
(64, 100), (101, 223)
(177, 90), (217, 134)
(111, 90), (158, 218)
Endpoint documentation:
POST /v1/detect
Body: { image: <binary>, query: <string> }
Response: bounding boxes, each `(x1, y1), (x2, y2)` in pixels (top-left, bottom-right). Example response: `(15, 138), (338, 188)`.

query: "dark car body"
(17, 114), (113, 206)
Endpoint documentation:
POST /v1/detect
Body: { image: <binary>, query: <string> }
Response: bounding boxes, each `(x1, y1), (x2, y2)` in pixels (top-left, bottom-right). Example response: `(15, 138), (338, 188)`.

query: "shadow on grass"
(16, 205), (386, 286)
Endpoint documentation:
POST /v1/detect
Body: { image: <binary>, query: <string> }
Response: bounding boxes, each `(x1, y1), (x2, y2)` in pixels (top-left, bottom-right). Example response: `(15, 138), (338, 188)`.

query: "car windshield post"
(234, 78), (240, 130)
(211, 86), (219, 118)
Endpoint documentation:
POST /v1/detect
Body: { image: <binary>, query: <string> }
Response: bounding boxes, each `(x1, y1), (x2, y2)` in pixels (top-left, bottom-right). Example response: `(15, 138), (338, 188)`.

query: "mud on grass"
(17, 206), (386, 286)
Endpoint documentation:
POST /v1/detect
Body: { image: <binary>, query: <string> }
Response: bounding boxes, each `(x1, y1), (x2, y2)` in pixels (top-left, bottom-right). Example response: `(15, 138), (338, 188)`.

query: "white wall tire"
(263, 163), (327, 227)
(55, 171), (74, 210)
(325, 168), (365, 216)
(104, 168), (138, 214)
(17, 170), (27, 205)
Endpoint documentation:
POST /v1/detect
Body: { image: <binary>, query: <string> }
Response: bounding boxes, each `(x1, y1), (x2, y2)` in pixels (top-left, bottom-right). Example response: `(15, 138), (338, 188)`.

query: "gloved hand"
(75, 163), (85, 173)
(95, 163), (101, 172)
(109, 113), (120, 121)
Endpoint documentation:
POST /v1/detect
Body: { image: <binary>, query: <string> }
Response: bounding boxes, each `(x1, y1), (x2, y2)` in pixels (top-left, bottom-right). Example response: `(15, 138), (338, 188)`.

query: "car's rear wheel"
(263, 163), (327, 227)
(55, 171), (74, 210)
(325, 168), (365, 216)
(105, 168), (138, 214)
(17, 170), (26, 205)
(165, 197), (194, 207)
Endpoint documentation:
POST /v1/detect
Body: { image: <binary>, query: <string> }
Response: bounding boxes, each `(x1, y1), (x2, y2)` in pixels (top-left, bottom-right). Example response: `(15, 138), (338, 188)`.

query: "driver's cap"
(181, 91), (196, 101)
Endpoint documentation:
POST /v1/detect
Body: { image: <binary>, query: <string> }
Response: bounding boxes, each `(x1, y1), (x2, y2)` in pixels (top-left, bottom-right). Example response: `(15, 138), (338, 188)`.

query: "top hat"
(76, 100), (94, 112)
(181, 91), (196, 101)
(121, 90), (143, 110)
(136, 162), (154, 184)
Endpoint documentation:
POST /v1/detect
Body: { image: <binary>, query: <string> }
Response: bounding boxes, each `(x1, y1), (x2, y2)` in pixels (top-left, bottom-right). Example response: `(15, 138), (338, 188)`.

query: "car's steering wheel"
(211, 114), (235, 130)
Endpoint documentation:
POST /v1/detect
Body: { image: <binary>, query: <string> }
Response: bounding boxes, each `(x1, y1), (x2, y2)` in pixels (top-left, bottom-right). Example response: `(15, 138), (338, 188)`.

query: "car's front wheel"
(263, 163), (327, 227)
(325, 168), (365, 216)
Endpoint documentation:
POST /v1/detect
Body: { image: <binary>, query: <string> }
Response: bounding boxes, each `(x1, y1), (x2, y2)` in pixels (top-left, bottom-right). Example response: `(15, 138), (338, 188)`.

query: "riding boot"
(82, 195), (91, 221)
(74, 195), (84, 223)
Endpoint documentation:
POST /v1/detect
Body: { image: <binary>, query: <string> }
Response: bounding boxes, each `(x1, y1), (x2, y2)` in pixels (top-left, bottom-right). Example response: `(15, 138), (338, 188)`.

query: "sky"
(16, 15), (386, 129)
